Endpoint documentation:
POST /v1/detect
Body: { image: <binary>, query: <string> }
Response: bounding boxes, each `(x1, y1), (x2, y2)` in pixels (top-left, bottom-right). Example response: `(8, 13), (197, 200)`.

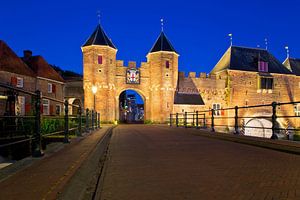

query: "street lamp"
(92, 85), (97, 111)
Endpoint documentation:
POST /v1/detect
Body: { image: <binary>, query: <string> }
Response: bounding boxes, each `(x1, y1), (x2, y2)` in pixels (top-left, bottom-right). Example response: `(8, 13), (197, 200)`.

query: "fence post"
(211, 109), (215, 132)
(32, 90), (43, 157)
(271, 102), (278, 139)
(234, 106), (239, 134)
(91, 110), (95, 130)
(192, 113), (195, 127)
(176, 113), (179, 127)
(95, 111), (98, 129)
(170, 114), (172, 127)
(204, 113), (206, 128)
(98, 113), (101, 128)
(64, 100), (70, 143)
(184, 112), (187, 128)
(86, 108), (89, 131)
(196, 111), (199, 129)
(78, 105), (82, 136)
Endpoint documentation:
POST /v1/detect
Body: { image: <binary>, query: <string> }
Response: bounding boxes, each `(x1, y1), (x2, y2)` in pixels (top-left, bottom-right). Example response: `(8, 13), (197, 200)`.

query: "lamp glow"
(92, 85), (98, 94)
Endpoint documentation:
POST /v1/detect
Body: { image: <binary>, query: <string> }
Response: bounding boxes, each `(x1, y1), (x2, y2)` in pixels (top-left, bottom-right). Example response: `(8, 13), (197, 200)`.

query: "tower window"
(166, 61), (170, 68)
(98, 55), (103, 64)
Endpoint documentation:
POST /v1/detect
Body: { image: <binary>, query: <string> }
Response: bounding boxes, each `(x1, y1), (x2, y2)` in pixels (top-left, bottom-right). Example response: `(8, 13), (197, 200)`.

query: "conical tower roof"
(149, 32), (177, 54)
(82, 24), (116, 49)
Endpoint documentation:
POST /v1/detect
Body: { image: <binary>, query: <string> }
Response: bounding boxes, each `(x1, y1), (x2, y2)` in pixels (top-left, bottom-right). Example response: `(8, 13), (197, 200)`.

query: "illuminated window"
(166, 61), (170, 68)
(295, 104), (300, 116)
(212, 103), (221, 116)
(98, 55), (103, 64)
(259, 77), (273, 89)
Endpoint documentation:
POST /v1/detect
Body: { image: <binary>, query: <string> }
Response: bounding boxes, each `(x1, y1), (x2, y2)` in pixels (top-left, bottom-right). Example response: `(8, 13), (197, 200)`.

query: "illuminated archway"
(116, 89), (145, 123)
(244, 118), (272, 138)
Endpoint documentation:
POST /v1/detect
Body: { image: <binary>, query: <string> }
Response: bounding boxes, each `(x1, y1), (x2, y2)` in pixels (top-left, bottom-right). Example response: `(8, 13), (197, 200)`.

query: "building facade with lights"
(82, 24), (300, 134)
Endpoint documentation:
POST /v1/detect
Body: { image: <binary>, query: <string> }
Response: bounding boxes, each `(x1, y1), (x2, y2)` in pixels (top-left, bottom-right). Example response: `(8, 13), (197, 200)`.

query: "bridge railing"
(169, 101), (300, 140)
(0, 82), (100, 159)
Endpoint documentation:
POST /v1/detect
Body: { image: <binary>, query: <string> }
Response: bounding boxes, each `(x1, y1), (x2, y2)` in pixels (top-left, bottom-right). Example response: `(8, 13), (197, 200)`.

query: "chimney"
(23, 50), (32, 59)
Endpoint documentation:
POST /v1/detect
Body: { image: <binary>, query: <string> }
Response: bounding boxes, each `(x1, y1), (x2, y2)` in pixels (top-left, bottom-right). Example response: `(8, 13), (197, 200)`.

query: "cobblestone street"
(99, 125), (300, 200)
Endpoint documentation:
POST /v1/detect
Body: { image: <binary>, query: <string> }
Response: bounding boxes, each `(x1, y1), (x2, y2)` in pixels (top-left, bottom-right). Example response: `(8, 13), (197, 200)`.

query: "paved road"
(98, 125), (300, 200)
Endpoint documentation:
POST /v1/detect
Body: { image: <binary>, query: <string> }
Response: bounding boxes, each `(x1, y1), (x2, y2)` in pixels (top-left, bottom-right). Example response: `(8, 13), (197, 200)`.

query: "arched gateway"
(82, 24), (179, 123)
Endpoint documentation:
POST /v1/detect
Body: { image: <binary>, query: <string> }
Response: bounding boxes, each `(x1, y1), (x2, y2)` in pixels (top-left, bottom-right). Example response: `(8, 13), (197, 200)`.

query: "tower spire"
(228, 33), (233, 46)
(285, 46), (290, 58)
(97, 10), (101, 24)
(161, 18), (164, 32)
(265, 38), (268, 50)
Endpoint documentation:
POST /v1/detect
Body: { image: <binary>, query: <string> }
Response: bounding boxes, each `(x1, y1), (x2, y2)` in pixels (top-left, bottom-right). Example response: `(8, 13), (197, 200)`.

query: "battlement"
(178, 71), (217, 80)
(116, 60), (149, 68)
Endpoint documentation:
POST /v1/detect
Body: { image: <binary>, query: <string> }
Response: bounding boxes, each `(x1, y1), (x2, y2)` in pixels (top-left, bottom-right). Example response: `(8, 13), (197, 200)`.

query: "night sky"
(1, 0), (300, 76)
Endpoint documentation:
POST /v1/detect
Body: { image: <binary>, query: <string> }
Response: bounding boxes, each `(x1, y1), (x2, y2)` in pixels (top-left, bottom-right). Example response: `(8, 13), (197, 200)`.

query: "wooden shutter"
(25, 103), (31, 114)
(11, 77), (17, 86)
(52, 84), (56, 93)
(50, 105), (54, 115)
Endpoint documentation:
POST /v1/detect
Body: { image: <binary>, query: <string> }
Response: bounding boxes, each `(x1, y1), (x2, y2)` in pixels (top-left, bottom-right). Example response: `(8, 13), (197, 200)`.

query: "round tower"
(147, 31), (179, 122)
(81, 24), (117, 122)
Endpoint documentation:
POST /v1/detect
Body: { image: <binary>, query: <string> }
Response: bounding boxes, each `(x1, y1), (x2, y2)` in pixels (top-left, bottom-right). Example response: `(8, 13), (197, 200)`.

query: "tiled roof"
(174, 76), (204, 105)
(149, 32), (177, 54)
(23, 56), (64, 82)
(0, 40), (35, 77)
(283, 58), (300, 76)
(52, 65), (83, 81)
(211, 46), (293, 75)
(82, 24), (116, 49)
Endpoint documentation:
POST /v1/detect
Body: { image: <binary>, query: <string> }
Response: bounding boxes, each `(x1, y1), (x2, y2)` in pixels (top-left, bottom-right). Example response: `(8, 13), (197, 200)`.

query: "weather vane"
(228, 33), (233, 46)
(161, 18), (164, 32)
(97, 11), (101, 24)
(285, 46), (290, 58)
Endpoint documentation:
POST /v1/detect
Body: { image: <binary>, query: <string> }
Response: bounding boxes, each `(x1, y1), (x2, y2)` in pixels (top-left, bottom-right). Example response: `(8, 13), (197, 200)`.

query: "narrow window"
(166, 61), (170, 69)
(98, 55), (103, 64)
(259, 77), (273, 89)
(56, 104), (61, 115)
(48, 83), (53, 93)
(258, 61), (269, 72)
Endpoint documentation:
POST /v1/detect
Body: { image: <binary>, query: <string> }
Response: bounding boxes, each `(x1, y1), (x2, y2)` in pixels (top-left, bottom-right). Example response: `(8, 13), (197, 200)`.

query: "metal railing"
(170, 101), (300, 140)
(0, 82), (100, 158)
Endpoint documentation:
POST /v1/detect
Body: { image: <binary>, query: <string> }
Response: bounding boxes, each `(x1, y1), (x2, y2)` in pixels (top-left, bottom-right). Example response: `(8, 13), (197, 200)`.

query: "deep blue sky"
(1, 0), (300, 75)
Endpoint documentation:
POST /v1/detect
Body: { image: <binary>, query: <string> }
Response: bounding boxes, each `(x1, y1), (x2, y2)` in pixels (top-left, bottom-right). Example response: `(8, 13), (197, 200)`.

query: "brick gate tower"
(82, 23), (179, 123)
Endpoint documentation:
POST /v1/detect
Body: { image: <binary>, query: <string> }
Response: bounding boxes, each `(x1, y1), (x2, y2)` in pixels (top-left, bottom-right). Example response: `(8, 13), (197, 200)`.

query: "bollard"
(64, 100), (70, 143)
(234, 106), (239, 134)
(176, 113), (179, 127)
(271, 102), (278, 139)
(32, 90), (43, 157)
(86, 108), (89, 131)
(196, 111), (199, 129)
(78, 105), (82, 136)
(184, 112), (187, 128)
(211, 109), (215, 132)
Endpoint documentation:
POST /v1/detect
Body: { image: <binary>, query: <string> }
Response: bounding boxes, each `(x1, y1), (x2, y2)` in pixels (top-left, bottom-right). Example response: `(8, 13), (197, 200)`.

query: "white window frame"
(295, 104), (300, 116)
(16, 77), (24, 88)
(42, 99), (50, 115)
(212, 103), (221, 116)
(48, 83), (52, 93)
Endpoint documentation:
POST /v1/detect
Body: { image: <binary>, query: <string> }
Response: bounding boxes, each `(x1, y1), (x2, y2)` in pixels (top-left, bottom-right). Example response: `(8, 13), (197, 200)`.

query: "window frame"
(42, 99), (50, 115)
(48, 83), (53, 93)
(98, 55), (103, 65)
(295, 104), (300, 116)
(259, 77), (273, 90)
(212, 103), (221, 116)
(16, 77), (24, 88)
